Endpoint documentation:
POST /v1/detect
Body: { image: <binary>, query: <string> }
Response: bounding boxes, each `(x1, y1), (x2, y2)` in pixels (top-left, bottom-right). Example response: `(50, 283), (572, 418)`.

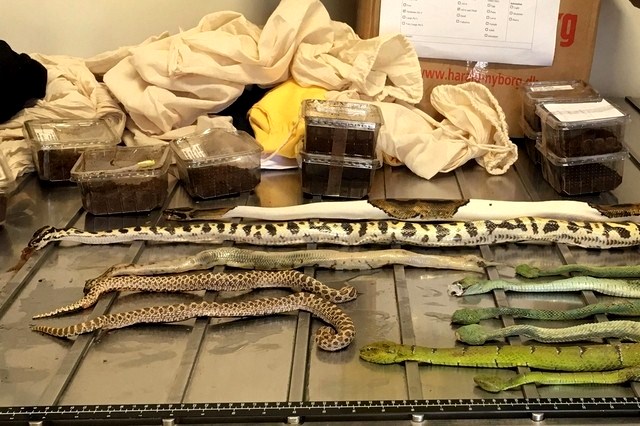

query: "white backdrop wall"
(0, 0), (638, 97)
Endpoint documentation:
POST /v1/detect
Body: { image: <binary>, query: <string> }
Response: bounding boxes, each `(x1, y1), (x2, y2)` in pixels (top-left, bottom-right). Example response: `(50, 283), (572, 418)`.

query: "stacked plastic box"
(534, 99), (630, 195)
(300, 100), (382, 198)
(23, 118), (120, 182)
(170, 128), (263, 199)
(519, 80), (601, 165)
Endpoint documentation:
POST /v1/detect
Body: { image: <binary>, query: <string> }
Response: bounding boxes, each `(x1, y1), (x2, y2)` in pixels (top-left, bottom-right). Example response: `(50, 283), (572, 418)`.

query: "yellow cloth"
(249, 80), (326, 159)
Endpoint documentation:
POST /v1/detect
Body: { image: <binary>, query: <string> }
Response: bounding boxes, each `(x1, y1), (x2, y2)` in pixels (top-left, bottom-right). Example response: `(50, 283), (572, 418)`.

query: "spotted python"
(31, 292), (355, 351)
(456, 320), (640, 345)
(23, 218), (640, 255)
(448, 276), (640, 298)
(359, 341), (640, 391)
(451, 300), (640, 324)
(96, 247), (495, 280)
(33, 270), (357, 319)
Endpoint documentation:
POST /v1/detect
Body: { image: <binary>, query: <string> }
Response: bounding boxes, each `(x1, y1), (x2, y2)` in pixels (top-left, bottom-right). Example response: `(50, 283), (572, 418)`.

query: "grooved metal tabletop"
(1, 99), (640, 425)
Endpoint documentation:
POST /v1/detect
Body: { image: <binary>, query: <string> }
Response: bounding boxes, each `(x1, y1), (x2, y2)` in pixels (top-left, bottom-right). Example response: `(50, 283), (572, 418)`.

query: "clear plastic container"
(536, 142), (627, 195)
(170, 128), (263, 199)
(300, 151), (381, 199)
(302, 100), (382, 159)
(70, 145), (171, 215)
(520, 80), (601, 133)
(0, 151), (16, 226)
(519, 117), (541, 165)
(23, 118), (120, 182)
(536, 100), (629, 158)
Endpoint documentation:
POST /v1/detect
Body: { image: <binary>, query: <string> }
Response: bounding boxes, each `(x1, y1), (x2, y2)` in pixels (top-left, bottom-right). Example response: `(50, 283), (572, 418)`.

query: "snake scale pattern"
(31, 293), (355, 351)
(448, 276), (640, 298)
(24, 217), (640, 253)
(516, 263), (640, 278)
(34, 270), (357, 319)
(98, 247), (494, 278)
(456, 321), (640, 345)
(451, 300), (640, 324)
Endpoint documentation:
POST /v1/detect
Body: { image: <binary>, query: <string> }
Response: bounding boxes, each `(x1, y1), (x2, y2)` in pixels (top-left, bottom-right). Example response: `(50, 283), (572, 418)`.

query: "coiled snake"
(23, 218), (640, 254)
(31, 293), (355, 351)
(451, 300), (640, 324)
(359, 341), (640, 392)
(33, 270), (357, 319)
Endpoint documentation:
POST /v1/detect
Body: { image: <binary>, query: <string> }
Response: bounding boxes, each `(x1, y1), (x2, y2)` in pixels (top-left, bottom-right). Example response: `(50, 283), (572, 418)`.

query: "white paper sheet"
(379, 0), (561, 66)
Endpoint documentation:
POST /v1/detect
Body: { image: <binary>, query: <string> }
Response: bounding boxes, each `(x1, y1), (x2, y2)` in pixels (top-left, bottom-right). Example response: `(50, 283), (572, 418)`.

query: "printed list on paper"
(379, 0), (561, 66)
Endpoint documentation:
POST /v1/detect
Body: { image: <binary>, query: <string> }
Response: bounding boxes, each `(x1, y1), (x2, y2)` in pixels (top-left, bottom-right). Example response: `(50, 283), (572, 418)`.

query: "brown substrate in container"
(78, 176), (167, 215)
(549, 128), (624, 157)
(543, 161), (623, 195)
(36, 148), (83, 182)
(181, 164), (260, 199)
(301, 162), (374, 199)
(305, 126), (377, 158)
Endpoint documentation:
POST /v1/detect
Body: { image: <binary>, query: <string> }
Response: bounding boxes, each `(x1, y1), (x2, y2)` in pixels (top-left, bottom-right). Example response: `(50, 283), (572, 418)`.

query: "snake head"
(27, 225), (60, 250)
(454, 324), (489, 345)
(163, 207), (193, 221)
(514, 264), (542, 278)
(359, 341), (404, 364)
(450, 308), (483, 325)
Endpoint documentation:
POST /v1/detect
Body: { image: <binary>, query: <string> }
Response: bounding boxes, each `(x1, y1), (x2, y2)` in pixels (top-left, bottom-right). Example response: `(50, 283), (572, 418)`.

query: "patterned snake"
(23, 218), (640, 254)
(516, 263), (640, 278)
(448, 276), (640, 298)
(31, 293), (355, 351)
(451, 300), (640, 324)
(33, 270), (357, 319)
(97, 247), (495, 280)
(359, 341), (640, 391)
(455, 321), (640, 345)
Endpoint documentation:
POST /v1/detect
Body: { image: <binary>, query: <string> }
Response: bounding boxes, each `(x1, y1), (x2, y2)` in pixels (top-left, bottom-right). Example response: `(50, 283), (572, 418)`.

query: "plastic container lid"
(71, 145), (171, 182)
(23, 118), (120, 150)
(300, 151), (382, 169)
(302, 100), (382, 130)
(521, 80), (601, 103)
(536, 100), (630, 131)
(170, 128), (263, 168)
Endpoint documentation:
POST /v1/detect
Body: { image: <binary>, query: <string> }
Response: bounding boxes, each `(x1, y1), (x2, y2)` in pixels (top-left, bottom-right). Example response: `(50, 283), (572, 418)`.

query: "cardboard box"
(356, 0), (602, 137)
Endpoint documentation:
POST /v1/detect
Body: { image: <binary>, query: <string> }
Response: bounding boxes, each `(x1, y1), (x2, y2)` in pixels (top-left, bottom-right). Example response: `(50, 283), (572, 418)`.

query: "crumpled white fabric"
(329, 82), (517, 179)
(98, 0), (423, 149)
(0, 54), (126, 178)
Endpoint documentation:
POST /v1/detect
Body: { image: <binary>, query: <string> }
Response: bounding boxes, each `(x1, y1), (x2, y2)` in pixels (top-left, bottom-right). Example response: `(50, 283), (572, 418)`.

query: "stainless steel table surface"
(1, 99), (640, 425)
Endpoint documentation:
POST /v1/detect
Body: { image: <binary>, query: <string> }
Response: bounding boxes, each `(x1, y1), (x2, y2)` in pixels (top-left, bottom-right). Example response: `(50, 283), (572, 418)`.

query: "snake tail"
(474, 367), (640, 392)
(450, 300), (640, 324)
(33, 270), (356, 319)
(516, 263), (640, 279)
(358, 341), (640, 371)
(31, 293), (355, 351)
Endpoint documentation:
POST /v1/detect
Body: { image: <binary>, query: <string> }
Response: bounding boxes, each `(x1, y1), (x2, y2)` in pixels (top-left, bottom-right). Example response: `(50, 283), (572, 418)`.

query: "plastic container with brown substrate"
(302, 99), (382, 159)
(70, 145), (171, 215)
(23, 118), (120, 182)
(300, 151), (381, 199)
(520, 117), (541, 165)
(520, 80), (601, 133)
(170, 128), (263, 199)
(536, 142), (628, 195)
(536, 100), (629, 158)
(0, 151), (16, 227)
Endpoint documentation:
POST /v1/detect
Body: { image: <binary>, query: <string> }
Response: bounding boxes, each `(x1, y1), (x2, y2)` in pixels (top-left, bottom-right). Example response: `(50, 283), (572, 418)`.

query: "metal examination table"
(1, 99), (640, 425)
